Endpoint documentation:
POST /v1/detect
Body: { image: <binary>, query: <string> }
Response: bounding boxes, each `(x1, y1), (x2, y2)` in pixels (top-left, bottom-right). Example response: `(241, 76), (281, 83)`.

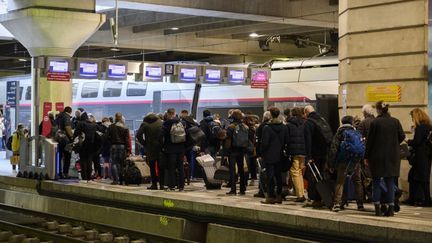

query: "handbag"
(399, 143), (410, 159)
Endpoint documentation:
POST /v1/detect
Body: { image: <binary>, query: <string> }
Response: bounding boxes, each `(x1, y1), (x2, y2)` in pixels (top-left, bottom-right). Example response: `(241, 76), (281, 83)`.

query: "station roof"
(0, 0), (338, 74)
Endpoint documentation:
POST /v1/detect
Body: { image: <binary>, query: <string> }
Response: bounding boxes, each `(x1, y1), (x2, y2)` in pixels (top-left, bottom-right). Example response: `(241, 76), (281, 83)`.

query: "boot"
(385, 205), (394, 217)
(261, 197), (276, 204)
(275, 195), (282, 204)
(374, 204), (382, 216)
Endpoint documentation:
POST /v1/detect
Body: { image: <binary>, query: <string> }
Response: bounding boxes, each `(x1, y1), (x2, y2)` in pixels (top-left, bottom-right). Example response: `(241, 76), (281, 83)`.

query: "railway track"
(0, 204), (196, 243)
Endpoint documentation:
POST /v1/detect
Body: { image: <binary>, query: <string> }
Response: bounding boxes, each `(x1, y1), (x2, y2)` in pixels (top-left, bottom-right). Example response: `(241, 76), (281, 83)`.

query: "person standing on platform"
(0, 115), (4, 150)
(200, 110), (217, 158)
(180, 111), (200, 182)
(365, 101), (405, 216)
(137, 112), (163, 190)
(304, 105), (333, 208)
(286, 107), (307, 203)
(161, 108), (187, 191)
(225, 109), (248, 196)
(106, 112), (130, 185)
(10, 124), (24, 173)
(261, 107), (288, 204)
(406, 108), (432, 206)
(56, 106), (73, 178)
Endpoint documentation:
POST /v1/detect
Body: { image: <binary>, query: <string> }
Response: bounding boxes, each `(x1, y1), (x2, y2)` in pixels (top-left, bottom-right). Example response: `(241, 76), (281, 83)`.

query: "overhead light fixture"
(18, 58), (27, 62)
(110, 47), (120, 52)
(249, 32), (259, 38)
(171, 27), (179, 30)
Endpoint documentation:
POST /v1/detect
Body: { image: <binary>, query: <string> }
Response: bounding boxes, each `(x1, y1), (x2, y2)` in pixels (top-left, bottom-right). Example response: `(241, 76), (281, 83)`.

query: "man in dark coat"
(365, 101), (405, 216)
(161, 108), (186, 191)
(137, 113), (163, 190)
(304, 105), (332, 208)
(200, 110), (218, 158)
(261, 107), (288, 204)
(56, 106), (73, 179)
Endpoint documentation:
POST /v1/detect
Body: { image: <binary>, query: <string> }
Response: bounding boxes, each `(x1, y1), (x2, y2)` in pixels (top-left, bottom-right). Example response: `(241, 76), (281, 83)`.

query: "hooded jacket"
(261, 118), (289, 164)
(137, 114), (163, 161)
(286, 116), (306, 156)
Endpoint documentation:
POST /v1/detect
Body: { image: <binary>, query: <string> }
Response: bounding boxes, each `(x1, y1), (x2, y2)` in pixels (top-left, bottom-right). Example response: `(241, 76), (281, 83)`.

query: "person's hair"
(291, 107), (303, 118)
(362, 104), (374, 117)
(115, 112), (123, 123)
(213, 113), (220, 120)
(228, 109), (235, 117)
(17, 123), (24, 130)
(64, 106), (72, 114)
(375, 101), (389, 115)
(203, 109), (211, 118)
(268, 106), (280, 119)
(283, 108), (291, 117)
(102, 117), (110, 123)
(167, 108), (176, 118)
(341, 115), (354, 125)
(304, 105), (315, 115)
(262, 111), (271, 122)
(88, 115), (96, 123)
(410, 108), (431, 127)
(181, 110), (189, 115)
(231, 109), (243, 120)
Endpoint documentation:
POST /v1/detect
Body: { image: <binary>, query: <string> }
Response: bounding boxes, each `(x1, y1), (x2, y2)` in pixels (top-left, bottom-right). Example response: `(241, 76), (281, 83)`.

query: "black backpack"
(123, 159), (142, 185)
(187, 126), (206, 145)
(209, 122), (227, 143)
(232, 123), (249, 148)
(309, 116), (333, 144)
(6, 135), (13, 151)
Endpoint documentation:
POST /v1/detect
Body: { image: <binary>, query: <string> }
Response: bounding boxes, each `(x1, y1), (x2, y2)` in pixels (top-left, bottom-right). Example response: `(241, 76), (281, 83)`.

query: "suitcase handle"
(307, 161), (323, 182)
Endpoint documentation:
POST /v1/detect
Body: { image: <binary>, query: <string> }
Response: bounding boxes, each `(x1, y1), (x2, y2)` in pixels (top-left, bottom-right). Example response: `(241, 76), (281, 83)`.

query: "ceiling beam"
(96, 0), (338, 28)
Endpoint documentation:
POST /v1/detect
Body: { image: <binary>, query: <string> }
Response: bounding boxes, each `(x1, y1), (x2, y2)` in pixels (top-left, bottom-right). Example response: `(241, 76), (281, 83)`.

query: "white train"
(1, 56), (339, 131)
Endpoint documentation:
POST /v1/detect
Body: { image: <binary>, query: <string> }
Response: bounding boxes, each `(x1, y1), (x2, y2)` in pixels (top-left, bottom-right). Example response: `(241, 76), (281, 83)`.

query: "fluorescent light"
(110, 47), (120, 52)
(249, 32), (259, 38)
(171, 27), (179, 30)
(18, 58), (27, 62)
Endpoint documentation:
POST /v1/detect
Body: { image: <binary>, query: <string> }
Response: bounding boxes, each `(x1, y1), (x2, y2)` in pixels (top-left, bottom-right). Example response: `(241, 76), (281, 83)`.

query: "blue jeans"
(372, 177), (395, 205)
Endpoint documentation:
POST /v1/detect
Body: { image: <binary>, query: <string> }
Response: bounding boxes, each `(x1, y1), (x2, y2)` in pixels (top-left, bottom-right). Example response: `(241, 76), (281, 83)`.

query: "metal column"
(191, 83), (202, 119)
(31, 57), (40, 166)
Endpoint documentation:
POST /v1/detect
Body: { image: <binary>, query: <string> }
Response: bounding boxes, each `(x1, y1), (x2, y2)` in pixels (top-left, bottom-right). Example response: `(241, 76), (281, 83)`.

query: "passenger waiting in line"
(286, 107), (307, 203)
(365, 101), (405, 216)
(254, 111), (271, 198)
(161, 108), (187, 191)
(261, 107), (288, 204)
(137, 112), (163, 190)
(10, 123), (24, 173)
(106, 112), (130, 185)
(180, 111), (199, 181)
(405, 108), (432, 207)
(304, 105), (333, 208)
(89, 114), (102, 179)
(100, 117), (112, 179)
(200, 110), (218, 159)
(244, 113), (259, 186)
(225, 109), (248, 195)
(56, 106), (73, 179)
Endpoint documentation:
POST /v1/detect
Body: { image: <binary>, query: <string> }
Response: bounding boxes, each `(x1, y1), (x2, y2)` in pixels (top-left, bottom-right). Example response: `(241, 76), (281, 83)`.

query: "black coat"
(261, 120), (288, 164)
(74, 120), (99, 153)
(199, 116), (214, 150)
(365, 113), (405, 178)
(304, 112), (329, 160)
(407, 123), (432, 182)
(161, 117), (186, 154)
(137, 114), (163, 161)
(286, 116), (306, 156)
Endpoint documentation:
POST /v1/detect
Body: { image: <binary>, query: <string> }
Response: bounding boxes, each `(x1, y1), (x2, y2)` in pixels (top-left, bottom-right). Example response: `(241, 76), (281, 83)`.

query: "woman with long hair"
(406, 108), (432, 206)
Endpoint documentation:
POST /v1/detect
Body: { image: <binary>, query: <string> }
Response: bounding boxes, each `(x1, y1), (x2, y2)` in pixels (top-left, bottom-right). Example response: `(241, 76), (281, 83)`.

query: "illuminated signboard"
(229, 69), (246, 84)
(205, 69), (222, 83)
(79, 62), (98, 78)
(49, 60), (69, 73)
(107, 63), (127, 79)
(251, 69), (269, 89)
(145, 65), (162, 80)
(180, 67), (197, 82)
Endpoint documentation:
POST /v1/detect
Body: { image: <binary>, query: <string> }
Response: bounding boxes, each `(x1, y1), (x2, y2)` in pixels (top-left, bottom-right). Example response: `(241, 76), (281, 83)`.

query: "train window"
(103, 81), (122, 97)
(81, 82), (99, 98)
(126, 82), (147, 96)
(25, 86), (31, 100)
(72, 83), (78, 99)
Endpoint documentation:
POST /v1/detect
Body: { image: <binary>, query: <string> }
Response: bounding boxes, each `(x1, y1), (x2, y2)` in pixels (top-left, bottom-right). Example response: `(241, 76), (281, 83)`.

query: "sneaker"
(332, 204), (341, 212)
(294, 196), (306, 203)
(226, 191), (236, 196)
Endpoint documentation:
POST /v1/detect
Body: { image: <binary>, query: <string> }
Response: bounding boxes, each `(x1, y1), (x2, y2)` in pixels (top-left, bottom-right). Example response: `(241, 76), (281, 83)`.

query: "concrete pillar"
(338, 0), (428, 196)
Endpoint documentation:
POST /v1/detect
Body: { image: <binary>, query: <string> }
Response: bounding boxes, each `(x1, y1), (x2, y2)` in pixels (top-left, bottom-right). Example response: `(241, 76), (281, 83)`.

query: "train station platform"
(0, 159), (431, 243)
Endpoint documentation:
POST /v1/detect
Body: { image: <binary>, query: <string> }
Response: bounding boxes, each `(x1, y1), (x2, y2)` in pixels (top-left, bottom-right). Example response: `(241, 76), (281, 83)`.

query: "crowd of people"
(7, 100), (432, 217)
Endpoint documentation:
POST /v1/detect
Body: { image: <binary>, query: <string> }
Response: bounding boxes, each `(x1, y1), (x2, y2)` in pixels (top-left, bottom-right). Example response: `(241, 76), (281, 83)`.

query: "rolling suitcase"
(307, 161), (334, 209)
(214, 165), (230, 181)
(196, 154), (222, 190)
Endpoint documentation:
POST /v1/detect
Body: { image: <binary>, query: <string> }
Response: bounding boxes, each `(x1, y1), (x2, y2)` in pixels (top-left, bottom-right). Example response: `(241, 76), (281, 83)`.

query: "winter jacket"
(365, 113), (405, 178)
(304, 112), (330, 161)
(327, 124), (356, 167)
(358, 115), (375, 140)
(200, 116), (215, 150)
(224, 119), (248, 155)
(182, 116), (200, 150)
(106, 122), (130, 153)
(255, 122), (268, 157)
(162, 117), (186, 154)
(261, 119), (288, 164)
(11, 131), (21, 154)
(137, 114), (163, 161)
(286, 116), (306, 156)
(407, 123), (432, 182)
(74, 119), (100, 153)
(57, 111), (73, 140)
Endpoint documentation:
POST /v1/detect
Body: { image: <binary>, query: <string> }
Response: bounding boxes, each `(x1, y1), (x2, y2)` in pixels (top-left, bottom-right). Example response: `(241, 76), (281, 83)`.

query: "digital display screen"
(205, 69), (221, 82)
(145, 66), (162, 80)
(252, 70), (268, 82)
(108, 63), (126, 79)
(49, 60), (68, 73)
(79, 62), (98, 78)
(229, 69), (245, 83)
(180, 68), (197, 82)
